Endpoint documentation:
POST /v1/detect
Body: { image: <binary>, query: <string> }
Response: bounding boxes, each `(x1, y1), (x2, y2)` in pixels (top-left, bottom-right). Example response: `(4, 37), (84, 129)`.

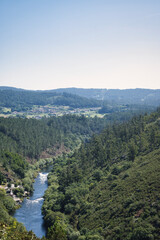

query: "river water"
(14, 171), (49, 238)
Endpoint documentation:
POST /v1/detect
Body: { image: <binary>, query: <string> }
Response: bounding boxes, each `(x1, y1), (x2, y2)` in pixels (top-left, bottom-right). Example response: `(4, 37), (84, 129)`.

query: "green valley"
(0, 87), (160, 240)
(1, 0), (160, 238)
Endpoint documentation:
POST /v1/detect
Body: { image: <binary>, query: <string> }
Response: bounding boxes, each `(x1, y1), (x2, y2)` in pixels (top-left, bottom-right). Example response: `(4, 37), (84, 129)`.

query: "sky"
(0, 0), (160, 90)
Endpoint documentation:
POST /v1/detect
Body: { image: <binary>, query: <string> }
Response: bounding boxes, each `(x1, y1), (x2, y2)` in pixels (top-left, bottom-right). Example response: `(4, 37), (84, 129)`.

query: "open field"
(0, 105), (103, 119)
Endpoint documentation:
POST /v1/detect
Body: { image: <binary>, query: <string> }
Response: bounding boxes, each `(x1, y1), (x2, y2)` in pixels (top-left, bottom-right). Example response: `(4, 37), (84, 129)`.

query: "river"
(14, 171), (49, 238)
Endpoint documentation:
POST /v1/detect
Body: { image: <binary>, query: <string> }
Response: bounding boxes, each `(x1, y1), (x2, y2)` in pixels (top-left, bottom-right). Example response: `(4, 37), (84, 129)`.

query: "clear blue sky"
(0, 0), (160, 90)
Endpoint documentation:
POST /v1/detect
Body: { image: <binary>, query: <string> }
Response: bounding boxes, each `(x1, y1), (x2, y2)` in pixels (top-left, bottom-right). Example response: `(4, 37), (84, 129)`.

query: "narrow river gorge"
(14, 171), (49, 238)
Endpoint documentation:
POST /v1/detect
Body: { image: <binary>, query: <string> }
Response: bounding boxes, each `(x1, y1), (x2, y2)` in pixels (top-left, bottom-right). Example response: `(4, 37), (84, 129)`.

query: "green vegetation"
(0, 113), (109, 239)
(0, 189), (41, 240)
(0, 111), (145, 162)
(0, 115), (108, 159)
(0, 87), (157, 118)
(0, 89), (101, 112)
(0, 90), (160, 239)
(0, 152), (28, 179)
(42, 108), (160, 240)
(0, 110), (142, 193)
(0, 105), (102, 119)
(0, 221), (41, 240)
(53, 87), (160, 106)
(0, 189), (17, 220)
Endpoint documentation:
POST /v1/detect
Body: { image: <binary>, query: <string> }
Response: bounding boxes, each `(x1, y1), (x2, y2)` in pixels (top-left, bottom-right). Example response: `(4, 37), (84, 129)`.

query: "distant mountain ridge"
(0, 88), (101, 110)
(52, 87), (160, 105)
(0, 86), (160, 107)
(0, 86), (26, 91)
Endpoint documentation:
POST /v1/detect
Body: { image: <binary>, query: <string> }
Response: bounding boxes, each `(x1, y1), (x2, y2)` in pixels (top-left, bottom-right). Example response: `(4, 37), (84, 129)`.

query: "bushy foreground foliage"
(0, 222), (41, 240)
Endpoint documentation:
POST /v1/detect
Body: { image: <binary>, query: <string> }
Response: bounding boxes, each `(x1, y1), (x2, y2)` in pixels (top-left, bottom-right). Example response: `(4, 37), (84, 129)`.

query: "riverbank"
(14, 171), (50, 238)
(2, 158), (53, 205)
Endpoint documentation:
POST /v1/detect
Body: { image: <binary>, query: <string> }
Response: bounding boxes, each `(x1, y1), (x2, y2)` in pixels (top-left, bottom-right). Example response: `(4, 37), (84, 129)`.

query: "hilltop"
(53, 88), (160, 106)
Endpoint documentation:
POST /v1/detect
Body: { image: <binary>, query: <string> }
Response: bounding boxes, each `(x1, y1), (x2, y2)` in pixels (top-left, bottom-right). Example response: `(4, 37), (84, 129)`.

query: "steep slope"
(79, 148), (160, 239)
(42, 108), (160, 240)
(0, 115), (107, 159)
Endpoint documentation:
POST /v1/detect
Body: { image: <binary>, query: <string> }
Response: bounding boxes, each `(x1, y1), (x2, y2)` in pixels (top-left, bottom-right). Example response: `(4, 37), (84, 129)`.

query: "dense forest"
(53, 88), (160, 106)
(0, 115), (110, 159)
(0, 109), (151, 161)
(42, 108), (160, 240)
(0, 87), (160, 115)
(0, 88), (101, 111)
(0, 110), (146, 186)
(0, 93), (160, 239)
(0, 114), (111, 195)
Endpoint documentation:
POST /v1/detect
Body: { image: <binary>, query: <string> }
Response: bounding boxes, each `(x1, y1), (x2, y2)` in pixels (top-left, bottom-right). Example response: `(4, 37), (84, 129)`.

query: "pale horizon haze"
(0, 0), (160, 90)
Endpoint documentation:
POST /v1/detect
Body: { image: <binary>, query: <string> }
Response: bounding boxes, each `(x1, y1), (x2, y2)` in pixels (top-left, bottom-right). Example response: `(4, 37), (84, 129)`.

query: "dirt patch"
(40, 143), (70, 159)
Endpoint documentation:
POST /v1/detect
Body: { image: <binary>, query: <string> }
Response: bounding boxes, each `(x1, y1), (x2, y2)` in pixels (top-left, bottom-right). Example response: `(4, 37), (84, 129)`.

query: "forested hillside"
(0, 102), (160, 240)
(0, 110), (149, 161)
(0, 87), (158, 121)
(42, 108), (160, 240)
(0, 88), (101, 111)
(0, 114), (111, 190)
(53, 88), (160, 106)
(0, 115), (108, 159)
(0, 111), (142, 187)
